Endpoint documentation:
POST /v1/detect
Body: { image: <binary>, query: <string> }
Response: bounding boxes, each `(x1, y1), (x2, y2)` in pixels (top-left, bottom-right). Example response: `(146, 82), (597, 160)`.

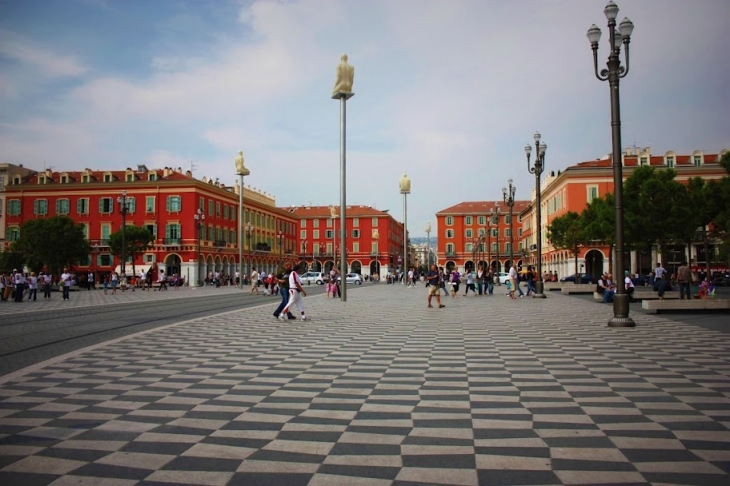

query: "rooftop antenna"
(190, 160), (198, 175)
(43, 160), (54, 171)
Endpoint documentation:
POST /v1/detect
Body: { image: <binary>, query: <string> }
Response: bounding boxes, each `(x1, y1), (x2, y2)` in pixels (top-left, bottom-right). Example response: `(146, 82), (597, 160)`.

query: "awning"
(112, 264), (156, 276)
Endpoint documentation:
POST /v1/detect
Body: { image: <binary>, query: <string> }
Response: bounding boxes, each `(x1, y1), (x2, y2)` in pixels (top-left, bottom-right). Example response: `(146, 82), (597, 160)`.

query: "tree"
(108, 226), (154, 275)
(12, 216), (90, 276)
(581, 193), (615, 273)
(710, 152), (730, 265)
(547, 211), (586, 282)
(0, 247), (26, 273)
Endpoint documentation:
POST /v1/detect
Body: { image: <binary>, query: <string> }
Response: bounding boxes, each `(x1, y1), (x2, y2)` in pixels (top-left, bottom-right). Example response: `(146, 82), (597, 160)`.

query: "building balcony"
(214, 240), (227, 247)
(163, 238), (182, 245)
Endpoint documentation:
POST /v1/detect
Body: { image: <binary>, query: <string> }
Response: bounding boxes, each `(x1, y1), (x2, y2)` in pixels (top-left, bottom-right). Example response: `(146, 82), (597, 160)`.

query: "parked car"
(711, 275), (730, 287)
(300, 271), (325, 285)
(338, 273), (363, 285)
(496, 272), (510, 284)
(560, 273), (594, 284)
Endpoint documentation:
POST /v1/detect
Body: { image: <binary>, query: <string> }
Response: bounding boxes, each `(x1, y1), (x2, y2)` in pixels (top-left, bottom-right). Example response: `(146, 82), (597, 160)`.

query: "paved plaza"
(0, 284), (729, 485)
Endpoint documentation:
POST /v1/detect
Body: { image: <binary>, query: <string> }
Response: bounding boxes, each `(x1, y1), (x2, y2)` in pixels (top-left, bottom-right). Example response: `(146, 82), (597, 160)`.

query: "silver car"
(300, 272), (325, 285)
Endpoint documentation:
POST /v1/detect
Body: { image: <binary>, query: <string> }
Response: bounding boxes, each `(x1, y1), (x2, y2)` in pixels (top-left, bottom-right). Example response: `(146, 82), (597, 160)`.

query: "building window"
(200, 225), (207, 240)
(7, 199), (21, 216)
(82, 175), (90, 183)
(34, 199), (48, 215)
(103, 173), (112, 182)
(166, 195), (182, 212)
(145, 224), (157, 238)
(478, 216), (486, 225)
(666, 156), (675, 167)
(126, 173), (134, 182)
(353, 218), (359, 228)
(640, 157), (648, 166)
(446, 216), (454, 226)
(101, 224), (111, 243)
(216, 202), (221, 216)
(465, 216), (472, 225)
(300, 229), (306, 239)
(353, 242), (359, 252)
(446, 229), (454, 238)
(352, 229), (360, 238)
(587, 186), (598, 203)
(694, 155), (702, 166)
(8, 226), (20, 241)
(327, 219), (332, 228)
(371, 242), (378, 253)
(519, 228), (523, 237)
(491, 228), (498, 238)
(99, 197), (114, 214)
(301, 219), (307, 228)
(208, 199), (214, 216)
(198, 197), (204, 211)
(491, 242), (498, 253)
(60, 175), (68, 183)
(165, 223), (181, 242)
(446, 243), (454, 254)
(38, 175), (47, 184)
(372, 217), (378, 226)
(465, 229), (473, 238)
(506, 242), (512, 254)
(148, 172), (157, 181)
(465, 243), (473, 252)
(230, 207), (235, 222)
(100, 254), (112, 266)
(56, 198), (70, 215)
(77, 198), (89, 215)
(313, 230), (319, 239)
(146, 196), (155, 213)
(327, 243), (333, 254)
(505, 228), (511, 237)
(325, 230), (334, 239)
(505, 214), (512, 224)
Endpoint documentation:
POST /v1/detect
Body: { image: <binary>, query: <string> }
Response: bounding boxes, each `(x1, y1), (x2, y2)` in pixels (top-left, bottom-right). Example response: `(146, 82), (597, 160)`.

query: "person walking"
(60, 268), (73, 300)
(13, 270), (26, 302)
(27, 272), (38, 301)
(41, 272), (52, 299)
(273, 262), (296, 320)
(426, 264), (446, 309)
(250, 267), (260, 295)
(111, 272), (119, 294)
(676, 260), (693, 300)
(624, 270), (635, 303)
(281, 263), (307, 321)
(508, 265), (518, 300)
(87, 271), (95, 290)
(0, 272), (7, 301)
(463, 268), (476, 296)
(450, 269), (460, 298)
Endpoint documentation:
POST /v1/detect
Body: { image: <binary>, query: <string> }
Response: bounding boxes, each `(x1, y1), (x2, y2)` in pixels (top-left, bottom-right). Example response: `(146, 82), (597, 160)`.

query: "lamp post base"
(608, 294), (636, 327)
(533, 282), (546, 298)
(532, 293), (546, 299)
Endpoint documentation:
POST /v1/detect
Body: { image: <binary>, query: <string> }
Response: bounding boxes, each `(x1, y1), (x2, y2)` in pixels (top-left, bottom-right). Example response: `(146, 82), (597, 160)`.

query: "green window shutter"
(165, 224), (171, 239)
(128, 197), (136, 213)
(166, 196), (171, 211)
(56, 199), (62, 214)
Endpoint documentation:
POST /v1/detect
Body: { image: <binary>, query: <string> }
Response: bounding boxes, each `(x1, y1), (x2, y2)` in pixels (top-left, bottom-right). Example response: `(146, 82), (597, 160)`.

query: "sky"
(1, 0), (728, 238)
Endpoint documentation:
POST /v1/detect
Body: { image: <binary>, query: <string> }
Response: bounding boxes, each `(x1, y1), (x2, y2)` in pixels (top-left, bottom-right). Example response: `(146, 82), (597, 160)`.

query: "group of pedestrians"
(0, 268), (75, 302)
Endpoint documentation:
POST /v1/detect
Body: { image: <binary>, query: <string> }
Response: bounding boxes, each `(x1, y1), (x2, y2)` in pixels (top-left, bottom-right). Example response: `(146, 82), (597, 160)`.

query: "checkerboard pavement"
(0, 285), (729, 485)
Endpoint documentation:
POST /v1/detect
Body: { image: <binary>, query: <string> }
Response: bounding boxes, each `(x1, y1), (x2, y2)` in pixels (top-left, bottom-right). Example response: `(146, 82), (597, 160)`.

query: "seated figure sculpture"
(332, 54), (354, 95)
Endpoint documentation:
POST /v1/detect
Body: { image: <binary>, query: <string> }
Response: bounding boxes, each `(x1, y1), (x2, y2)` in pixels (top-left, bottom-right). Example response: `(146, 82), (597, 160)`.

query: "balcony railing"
(445, 251), (456, 257)
(214, 240), (227, 247)
(163, 238), (182, 245)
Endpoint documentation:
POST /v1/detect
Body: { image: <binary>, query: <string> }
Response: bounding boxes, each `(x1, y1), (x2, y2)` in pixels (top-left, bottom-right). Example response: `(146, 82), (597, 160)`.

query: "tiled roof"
(436, 200), (531, 215)
(573, 153), (723, 169)
(22, 167), (196, 184)
(290, 205), (394, 218)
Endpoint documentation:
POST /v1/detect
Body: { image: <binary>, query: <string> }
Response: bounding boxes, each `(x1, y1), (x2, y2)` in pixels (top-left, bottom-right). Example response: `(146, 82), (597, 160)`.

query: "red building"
(435, 200), (531, 273)
(3, 165), (298, 283)
(291, 205), (405, 277)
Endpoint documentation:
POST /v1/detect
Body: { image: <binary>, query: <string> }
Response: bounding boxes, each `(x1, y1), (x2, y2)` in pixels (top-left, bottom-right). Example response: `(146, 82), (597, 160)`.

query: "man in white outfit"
(281, 265), (307, 321)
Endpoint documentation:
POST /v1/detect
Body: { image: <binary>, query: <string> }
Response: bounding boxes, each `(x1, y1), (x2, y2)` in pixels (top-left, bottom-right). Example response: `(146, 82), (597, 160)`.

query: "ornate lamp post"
(490, 203), (502, 285)
(117, 190), (130, 276)
(245, 223), (253, 284)
(425, 222), (432, 267)
(399, 172), (411, 284)
(235, 151), (250, 291)
(194, 208), (205, 286)
(277, 230), (284, 266)
(525, 131), (547, 298)
(502, 179), (516, 273)
(330, 205), (338, 276)
(587, 0), (636, 327)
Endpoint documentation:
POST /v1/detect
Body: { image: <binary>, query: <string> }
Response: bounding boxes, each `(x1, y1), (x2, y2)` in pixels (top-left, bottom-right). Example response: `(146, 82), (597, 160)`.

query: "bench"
(560, 284), (596, 295)
(543, 282), (563, 292)
(594, 291), (681, 301)
(641, 298), (730, 314)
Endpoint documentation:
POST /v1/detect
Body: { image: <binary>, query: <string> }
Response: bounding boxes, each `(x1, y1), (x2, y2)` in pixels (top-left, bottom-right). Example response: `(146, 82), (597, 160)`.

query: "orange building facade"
(518, 147), (729, 279)
(3, 166), (299, 284)
(291, 205), (405, 277)
(435, 200), (531, 273)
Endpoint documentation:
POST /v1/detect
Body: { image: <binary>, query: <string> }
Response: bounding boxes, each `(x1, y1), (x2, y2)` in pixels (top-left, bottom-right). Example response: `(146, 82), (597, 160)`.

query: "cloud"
(0, 31), (88, 78)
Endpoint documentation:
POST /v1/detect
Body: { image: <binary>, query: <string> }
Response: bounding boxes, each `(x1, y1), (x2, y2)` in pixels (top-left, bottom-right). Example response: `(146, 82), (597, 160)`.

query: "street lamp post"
(425, 222), (432, 267)
(399, 172), (411, 285)
(330, 205), (338, 277)
(525, 131), (547, 298)
(502, 179), (516, 273)
(235, 151), (250, 292)
(277, 231), (284, 266)
(245, 223), (253, 285)
(587, 0), (636, 327)
(194, 208), (205, 286)
(490, 203), (502, 285)
(373, 229), (380, 278)
(117, 191), (130, 276)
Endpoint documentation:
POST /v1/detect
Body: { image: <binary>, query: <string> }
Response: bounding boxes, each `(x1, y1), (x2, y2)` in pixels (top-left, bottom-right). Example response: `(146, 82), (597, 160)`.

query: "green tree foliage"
(547, 211), (586, 278)
(711, 152), (730, 264)
(580, 193), (615, 272)
(0, 247), (26, 273)
(108, 226), (154, 274)
(12, 216), (90, 275)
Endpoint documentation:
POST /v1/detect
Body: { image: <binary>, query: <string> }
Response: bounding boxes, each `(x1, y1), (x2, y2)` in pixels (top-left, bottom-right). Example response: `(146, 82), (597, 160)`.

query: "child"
(326, 281), (333, 298)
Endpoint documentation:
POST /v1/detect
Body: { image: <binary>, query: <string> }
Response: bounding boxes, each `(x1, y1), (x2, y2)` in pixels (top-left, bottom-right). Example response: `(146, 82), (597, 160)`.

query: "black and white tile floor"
(0, 286), (729, 485)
